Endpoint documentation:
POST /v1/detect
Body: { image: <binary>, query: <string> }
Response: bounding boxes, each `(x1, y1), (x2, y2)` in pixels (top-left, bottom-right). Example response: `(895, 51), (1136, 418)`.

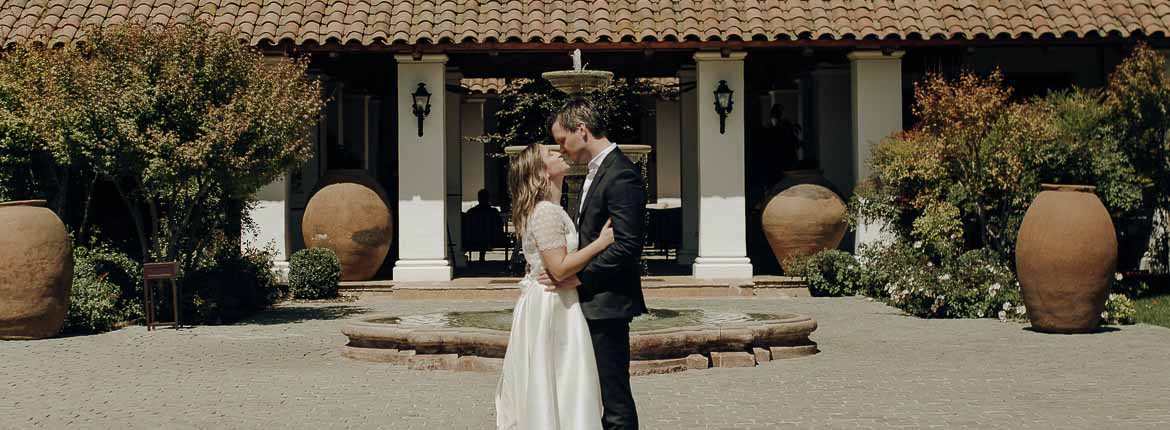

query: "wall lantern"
(411, 83), (432, 137)
(713, 80), (733, 134)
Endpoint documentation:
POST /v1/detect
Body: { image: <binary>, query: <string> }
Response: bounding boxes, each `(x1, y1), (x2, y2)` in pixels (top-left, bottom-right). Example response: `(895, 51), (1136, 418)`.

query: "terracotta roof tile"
(1, 0), (1167, 48)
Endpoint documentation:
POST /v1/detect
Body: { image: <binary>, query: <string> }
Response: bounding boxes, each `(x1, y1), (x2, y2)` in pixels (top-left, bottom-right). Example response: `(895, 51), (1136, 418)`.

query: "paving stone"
(454, 356), (503, 373)
(710, 351), (756, 368)
(629, 357), (689, 376)
(406, 354), (458, 371)
(753, 347), (771, 363)
(2, 297), (1168, 430)
(769, 344), (820, 359)
(685, 353), (709, 370)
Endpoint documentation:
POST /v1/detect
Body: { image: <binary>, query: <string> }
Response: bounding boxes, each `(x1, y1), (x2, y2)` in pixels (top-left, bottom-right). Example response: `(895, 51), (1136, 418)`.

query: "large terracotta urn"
(1016, 184), (1116, 333)
(761, 170), (848, 272)
(0, 200), (73, 340)
(302, 170), (393, 281)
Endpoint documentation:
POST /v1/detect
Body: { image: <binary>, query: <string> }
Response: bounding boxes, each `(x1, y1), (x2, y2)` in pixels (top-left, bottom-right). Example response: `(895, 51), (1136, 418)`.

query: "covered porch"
(229, 3), (1158, 283)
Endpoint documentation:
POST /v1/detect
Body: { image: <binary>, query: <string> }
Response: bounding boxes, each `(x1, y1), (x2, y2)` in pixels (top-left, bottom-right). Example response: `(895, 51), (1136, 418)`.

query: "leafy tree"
(0, 21), (324, 268)
(472, 77), (673, 152)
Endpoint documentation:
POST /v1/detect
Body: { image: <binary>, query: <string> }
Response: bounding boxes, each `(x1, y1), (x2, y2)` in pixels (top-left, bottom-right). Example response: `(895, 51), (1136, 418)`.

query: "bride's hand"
(598, 219), (615, 246)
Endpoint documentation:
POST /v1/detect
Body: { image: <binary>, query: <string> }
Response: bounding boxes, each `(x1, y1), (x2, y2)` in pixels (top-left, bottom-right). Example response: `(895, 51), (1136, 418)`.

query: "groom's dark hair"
(553, 96), (607, 138)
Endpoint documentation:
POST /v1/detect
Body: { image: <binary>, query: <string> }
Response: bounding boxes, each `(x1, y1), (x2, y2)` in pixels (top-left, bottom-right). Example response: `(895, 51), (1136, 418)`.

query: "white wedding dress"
(495, 200), (603, 430)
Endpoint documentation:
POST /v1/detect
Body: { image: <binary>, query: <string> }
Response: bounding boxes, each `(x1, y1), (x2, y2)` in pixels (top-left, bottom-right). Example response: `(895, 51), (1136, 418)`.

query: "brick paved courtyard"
(3, 296), (1169, 429)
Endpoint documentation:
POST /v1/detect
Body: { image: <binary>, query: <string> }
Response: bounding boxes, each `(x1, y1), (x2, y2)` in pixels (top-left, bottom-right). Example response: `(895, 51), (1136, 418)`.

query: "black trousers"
(587, 318), (639, 430)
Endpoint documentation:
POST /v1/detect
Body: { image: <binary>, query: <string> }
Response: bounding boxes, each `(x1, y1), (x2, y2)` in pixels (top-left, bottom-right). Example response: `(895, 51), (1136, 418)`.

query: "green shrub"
(182, 241), (282, 324)
(64, 244), (143, 334)
(1103, 293), (1137, 325)
(289, 248), (341, 300)
(855, 242), (1026, 320)
(789, 250), (863, 297)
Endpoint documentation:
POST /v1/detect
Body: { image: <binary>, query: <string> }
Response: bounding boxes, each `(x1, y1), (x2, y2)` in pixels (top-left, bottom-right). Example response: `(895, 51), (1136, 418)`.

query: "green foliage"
(788, 250), (864, 297)
(289, 248), (341, 300)
(182, 238), (282, 324)
(852, 70), (1144, 265)
(0, 21), (323, 265)
(857, 242), (1025, 320)
(472, 78), (673, 151)
(1134, 294), (1170, 328)
(64, 244), (143, 334)
(1103, 293), (1137, 325)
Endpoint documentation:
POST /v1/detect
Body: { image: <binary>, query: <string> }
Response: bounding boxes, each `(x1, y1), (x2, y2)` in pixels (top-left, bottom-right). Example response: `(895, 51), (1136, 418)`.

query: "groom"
(540, 96), (647, 430)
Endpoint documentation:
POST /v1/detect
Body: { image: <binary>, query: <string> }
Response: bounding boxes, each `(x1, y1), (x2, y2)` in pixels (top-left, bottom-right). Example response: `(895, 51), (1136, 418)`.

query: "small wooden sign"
(143, 262), (179, 280)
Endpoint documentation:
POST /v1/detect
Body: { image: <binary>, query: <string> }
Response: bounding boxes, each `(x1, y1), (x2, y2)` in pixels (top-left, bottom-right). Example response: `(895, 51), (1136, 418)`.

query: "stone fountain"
(341, 308), (818, 375)
(504, 49), (650, 219)
(541, 49), (614, 95)
(338, 51), (820, 374)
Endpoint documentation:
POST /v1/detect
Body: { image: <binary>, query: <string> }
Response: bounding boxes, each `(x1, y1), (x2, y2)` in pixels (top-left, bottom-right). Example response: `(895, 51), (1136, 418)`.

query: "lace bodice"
(521, 201), (578, 278)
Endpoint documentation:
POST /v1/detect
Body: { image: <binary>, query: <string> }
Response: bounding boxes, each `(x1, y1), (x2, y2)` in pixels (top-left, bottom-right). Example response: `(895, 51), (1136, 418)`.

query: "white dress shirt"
(578, 142), (618, 217)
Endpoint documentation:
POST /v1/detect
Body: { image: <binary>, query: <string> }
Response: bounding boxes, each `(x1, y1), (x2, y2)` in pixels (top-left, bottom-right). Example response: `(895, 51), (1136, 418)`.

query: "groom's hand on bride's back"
(538, 271), (581, 292)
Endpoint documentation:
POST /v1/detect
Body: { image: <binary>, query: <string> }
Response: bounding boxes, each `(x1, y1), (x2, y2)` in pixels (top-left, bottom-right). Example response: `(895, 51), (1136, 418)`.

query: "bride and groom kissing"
(494, 96), (647, 430)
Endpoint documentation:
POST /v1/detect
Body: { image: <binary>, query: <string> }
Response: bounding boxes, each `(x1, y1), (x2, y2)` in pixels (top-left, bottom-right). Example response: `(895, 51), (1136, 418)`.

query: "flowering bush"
(856, 242), (1026, 320)
(1103, 294), (1137, 325)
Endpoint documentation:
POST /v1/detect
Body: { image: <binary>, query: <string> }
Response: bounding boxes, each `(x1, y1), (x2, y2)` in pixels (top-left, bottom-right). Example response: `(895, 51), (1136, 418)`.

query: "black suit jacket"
(576, 148), (648, 320)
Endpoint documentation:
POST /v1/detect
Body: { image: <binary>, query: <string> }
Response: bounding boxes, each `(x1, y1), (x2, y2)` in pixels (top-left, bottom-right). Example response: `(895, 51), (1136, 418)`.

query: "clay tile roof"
(0, 0), (1167, 48)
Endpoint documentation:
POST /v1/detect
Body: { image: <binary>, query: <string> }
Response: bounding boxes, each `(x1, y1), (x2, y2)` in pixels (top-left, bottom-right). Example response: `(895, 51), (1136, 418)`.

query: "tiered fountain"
(503, 49), (650, 219)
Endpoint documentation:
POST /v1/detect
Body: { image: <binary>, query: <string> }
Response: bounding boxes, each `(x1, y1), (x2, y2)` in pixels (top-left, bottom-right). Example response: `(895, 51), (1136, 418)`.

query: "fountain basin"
(542, 70), (614, 94)
(341, 308), (818, 374)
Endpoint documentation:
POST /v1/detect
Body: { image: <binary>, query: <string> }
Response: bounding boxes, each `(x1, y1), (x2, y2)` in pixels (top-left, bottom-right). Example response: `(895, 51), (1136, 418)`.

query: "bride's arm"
(540, 220), (613, 284)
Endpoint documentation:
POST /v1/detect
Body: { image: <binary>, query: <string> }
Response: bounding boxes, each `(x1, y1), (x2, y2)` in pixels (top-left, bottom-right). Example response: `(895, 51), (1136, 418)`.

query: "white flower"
(940, 274), (952, 281)
(1114, 272), (1123, 281)
(1002, 302), (1012, 311)
(977, 310), (985, 318)
(1101, 311), (1110, 320)
(998, 310), (1007, 321)
(913, 241), (923, 249)
(1016, 305), (1026, 315)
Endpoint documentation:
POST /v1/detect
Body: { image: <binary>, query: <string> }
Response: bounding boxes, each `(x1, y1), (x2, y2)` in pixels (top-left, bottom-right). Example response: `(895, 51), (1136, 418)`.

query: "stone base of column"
(692, 257), (753, 280)
(393, 259), (452, 282)
(271, 260), (290, 285)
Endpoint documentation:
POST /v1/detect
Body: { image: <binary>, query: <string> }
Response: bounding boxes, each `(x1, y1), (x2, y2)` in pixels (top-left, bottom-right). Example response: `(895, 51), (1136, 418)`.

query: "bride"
(495, 143), (611, 430)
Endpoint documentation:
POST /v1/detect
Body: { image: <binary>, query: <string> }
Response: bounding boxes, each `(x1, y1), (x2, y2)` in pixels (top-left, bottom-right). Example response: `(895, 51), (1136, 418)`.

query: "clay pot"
(1016, 184), (1116, 333)
(761, 171), (847, 272)
(0, 200), (73, 340)
(302, 170), (393, 281)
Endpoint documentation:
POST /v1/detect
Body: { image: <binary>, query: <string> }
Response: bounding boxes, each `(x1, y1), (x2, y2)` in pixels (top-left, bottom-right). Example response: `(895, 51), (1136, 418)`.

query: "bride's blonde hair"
(507, 144), (552, 236)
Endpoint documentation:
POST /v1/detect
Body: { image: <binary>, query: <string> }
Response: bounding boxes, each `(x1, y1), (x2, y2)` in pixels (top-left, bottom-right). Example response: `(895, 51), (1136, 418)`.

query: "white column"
(394, 54), (452, 281)
(692, 51), (753, 279)
(244, 175), (290, 281)
(849, 51), (903, 253)
(445, 70), (467, 268)
(654, 98), (681, 203)
(677, 66), (700, 265)
(461, 96), (487, 209)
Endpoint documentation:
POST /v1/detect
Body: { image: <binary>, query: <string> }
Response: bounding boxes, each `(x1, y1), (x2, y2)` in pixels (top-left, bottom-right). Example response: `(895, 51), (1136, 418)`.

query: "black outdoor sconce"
(411, 82), (432, 137)
(713, 80), (733, 134)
